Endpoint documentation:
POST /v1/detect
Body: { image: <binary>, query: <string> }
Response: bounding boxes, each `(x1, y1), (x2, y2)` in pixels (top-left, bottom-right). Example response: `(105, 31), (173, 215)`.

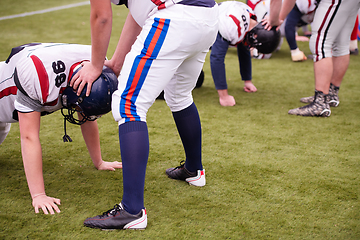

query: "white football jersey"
(218, 1), (255, 45)
(0, 43), (92, 123)
(247, 0), (263, 9)
(252, 0), (270, 20)
(297, 0), (317, 23)
(296, 0), (317, 14)
(250, 0), (316, 24)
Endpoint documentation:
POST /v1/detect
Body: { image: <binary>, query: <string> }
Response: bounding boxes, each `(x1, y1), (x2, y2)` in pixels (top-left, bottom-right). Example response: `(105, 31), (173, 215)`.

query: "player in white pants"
(0, 43), (122, 215)
(286, 0), (360, 116)
(72, 0), (219, 230)
(112, 5), (219, 123)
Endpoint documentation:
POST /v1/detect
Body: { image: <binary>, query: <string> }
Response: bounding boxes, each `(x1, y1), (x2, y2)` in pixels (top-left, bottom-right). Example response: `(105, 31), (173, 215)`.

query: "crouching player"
(0, 43), (121, 214)
(210, 1), (281, 106)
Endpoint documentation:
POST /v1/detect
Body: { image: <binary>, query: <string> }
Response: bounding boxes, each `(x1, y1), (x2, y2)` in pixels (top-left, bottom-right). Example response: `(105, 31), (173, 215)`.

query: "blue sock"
(119, 121), (149, 215)
(172, 103), (202, 172)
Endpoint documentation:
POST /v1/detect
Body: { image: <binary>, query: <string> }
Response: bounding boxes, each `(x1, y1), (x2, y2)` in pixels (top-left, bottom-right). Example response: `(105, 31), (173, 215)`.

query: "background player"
(210, 1), (279, 107)
(283, 0), (316, 62)
(0, 43), (122, 214)
(283, 0), (360, 117)
(248, 0), (316, 61)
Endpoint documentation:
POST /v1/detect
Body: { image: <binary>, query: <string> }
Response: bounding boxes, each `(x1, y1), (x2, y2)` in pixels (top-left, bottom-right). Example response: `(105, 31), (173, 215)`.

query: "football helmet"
(61, 65), (118, 125)
(244, 23), (281, 54)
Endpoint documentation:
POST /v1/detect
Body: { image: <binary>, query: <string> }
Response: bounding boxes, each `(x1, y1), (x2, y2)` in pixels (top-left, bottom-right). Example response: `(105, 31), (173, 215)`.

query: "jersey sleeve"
(15, 91), (43, 113)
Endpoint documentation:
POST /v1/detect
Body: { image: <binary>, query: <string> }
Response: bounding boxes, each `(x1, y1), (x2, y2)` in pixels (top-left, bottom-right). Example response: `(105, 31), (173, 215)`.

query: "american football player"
(284, 0), (360, 117)
(210, 1), (281, 106)
(0, 43), (121, 215)
(282, 0), (317, 61)
(71, 0), (219, 231)
(248, 0), (316, 61)
(247, 0), (281, 59)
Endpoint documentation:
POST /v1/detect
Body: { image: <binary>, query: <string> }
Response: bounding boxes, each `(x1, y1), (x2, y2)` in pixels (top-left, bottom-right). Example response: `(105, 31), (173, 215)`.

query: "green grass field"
(0, 1), (359, 239)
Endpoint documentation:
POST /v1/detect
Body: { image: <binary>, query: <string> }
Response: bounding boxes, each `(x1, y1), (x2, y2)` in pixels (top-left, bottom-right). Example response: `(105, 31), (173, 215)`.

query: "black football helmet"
(61, 65), (118, 126)
(244, 23), (281, 54)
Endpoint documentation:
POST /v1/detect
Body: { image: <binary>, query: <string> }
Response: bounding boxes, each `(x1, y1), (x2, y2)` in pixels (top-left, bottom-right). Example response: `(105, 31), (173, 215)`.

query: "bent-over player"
(0, 43), (121, 214)
(70, 0), (219, 230)
(210, 1), (281, 106)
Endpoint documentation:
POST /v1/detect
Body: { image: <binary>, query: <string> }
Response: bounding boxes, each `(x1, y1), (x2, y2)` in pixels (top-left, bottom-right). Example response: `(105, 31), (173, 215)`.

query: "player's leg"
(164, 54), (206, 187)
(164, 5), (218, 186)
(285, 6), (307, 61)
(311, 0), (356, 90)
(289, 0), (354, 117)
(328, 2), (360, 107)
(85, 15), (183, 230)
(112, 17), (182, 215)
(164, 22), (218, 185)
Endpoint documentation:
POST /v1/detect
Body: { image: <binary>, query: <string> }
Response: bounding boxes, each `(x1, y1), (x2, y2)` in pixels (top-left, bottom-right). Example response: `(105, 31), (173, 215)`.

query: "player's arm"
(106, 12), (142, 76)
(18, 111), (61, 215)
(279, 0), (297, 23)
(78, 113), (122, 171)
(262, 0), (284, 30)
(269, 0), (282, 26)
(70, 0), (113, 96)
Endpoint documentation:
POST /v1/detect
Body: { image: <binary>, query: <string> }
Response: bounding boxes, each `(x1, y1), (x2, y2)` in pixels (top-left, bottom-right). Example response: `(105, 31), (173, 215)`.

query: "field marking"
(0, 1), (90, 21)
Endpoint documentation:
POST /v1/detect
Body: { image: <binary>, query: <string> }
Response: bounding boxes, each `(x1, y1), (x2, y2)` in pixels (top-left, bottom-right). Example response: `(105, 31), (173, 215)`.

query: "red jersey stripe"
(151, 0), (163, 6)
(229, 14), (242, 38)
(0, 86), (17, 99)
(30, 55), (49, 103)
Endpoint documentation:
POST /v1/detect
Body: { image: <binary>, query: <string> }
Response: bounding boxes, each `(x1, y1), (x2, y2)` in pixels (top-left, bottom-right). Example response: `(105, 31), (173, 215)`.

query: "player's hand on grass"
(32, 194), (61, 215)
(70, 61), (102, 97)
(96, 160), (123, 171)
(244, 81), (257, 93)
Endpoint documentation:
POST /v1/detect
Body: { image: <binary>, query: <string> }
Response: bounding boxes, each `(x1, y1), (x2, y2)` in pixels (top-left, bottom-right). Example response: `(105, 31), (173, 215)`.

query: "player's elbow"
(92, 10), (112, 25)
(98, 16), (111, 25)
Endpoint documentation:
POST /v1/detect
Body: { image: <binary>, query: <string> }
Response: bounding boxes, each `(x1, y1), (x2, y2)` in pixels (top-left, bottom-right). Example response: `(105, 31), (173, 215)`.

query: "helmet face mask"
(61, 106), (90, 125)
(244, 23), (281, 54)
(61, 65), (118, 125)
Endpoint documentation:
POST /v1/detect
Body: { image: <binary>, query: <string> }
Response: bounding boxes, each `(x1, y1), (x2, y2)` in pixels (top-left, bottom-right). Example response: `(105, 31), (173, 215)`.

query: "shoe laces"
(101, 204), (122, 218)
(171, 160), (185, 172)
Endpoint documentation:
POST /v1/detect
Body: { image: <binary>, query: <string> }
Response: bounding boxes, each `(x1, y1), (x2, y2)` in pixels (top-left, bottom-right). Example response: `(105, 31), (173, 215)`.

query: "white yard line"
(0, 1), (90, 21)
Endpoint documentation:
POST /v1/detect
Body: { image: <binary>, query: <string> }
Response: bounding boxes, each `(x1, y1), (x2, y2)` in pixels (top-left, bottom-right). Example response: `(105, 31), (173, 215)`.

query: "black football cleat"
(166, 160), (206, 187)
(84, 203), (147, 230)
